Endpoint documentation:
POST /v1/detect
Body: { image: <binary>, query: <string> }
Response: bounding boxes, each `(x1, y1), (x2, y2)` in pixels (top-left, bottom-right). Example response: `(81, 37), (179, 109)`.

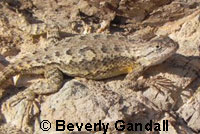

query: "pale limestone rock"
(1, 0), (200, 134)
(177, 91), (200, 132)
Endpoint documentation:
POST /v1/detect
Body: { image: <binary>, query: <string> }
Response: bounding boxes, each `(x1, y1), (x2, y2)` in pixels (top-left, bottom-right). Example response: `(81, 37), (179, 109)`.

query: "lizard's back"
(1, 34), (178, 80)
(15, 34), (139, 80)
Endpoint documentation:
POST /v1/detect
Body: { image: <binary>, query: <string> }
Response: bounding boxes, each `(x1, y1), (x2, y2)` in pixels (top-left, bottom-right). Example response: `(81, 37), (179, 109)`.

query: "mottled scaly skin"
(0, 34), (178, 133)
(0, 34), (178, 84)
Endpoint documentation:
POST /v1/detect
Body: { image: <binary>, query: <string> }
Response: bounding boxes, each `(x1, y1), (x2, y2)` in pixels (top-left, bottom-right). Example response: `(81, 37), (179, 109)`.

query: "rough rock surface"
(0, 0), (200, 134)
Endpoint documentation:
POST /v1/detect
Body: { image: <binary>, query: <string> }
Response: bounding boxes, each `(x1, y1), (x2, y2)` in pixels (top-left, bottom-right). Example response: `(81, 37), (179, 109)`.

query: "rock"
(36, 79), (161, 133)
(159, 113), (195, 134)
(1, 0), (200, 133)
(177, 91), (200, 132)
(0, 123), (28, 134)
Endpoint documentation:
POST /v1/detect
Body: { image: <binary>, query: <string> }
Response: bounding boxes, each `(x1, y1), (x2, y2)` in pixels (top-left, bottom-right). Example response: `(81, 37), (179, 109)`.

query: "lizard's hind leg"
(5, 65), (63, 106)
(2, 65), (63, 132)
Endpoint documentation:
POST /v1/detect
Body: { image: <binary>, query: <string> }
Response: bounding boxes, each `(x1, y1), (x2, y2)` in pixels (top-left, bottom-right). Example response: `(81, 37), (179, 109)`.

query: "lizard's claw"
(148, 76), (175, 94)
(124, 76), (176, 95)
(4, 90), (41, 119)
(7, 91), (37, 107)
(2, 90), (40, 133)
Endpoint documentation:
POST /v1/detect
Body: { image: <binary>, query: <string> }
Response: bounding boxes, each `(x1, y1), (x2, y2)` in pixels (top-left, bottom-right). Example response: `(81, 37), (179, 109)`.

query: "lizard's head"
(136, 36), (179, 67)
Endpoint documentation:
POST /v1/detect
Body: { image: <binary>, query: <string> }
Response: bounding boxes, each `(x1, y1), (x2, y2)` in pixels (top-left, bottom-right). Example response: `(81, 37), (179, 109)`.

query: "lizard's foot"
(124, 76), (175, 94)
(148, 76), (175, 93)
(2, 90), (41, 133)
(6, 90), (40, 109)
(2, 66), (63, 132)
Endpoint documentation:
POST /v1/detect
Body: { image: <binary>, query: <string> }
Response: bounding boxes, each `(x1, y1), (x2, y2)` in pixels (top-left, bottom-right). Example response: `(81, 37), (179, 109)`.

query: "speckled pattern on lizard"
(0, 33), (179, 133)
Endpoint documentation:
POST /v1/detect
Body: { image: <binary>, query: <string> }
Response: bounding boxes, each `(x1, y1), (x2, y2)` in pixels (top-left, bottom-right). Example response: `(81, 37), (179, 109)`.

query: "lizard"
(0, 33), (179, 132)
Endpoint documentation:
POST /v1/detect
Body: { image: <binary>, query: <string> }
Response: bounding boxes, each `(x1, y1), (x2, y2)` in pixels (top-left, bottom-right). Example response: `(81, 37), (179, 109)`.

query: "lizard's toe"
(149, 76), (176, 94)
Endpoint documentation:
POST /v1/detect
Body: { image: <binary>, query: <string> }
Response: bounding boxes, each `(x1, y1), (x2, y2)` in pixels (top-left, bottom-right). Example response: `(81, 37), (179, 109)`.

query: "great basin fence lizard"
(0, 33), (179, 132)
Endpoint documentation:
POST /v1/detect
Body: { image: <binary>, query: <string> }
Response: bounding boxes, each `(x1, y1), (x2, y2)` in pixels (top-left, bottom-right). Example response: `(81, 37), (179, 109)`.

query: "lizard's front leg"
(123, 65), (148, 89)
(123, 65), (174, 92)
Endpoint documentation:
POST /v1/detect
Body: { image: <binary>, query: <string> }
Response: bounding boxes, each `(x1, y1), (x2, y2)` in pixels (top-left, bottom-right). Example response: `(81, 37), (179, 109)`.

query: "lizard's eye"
(156, 45), (161, 49)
